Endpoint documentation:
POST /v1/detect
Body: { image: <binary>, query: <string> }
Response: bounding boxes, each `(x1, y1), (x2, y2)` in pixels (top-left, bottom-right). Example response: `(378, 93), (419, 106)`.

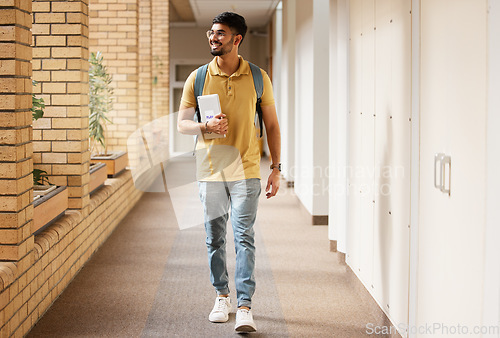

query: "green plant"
(89, 51), (114, 155)
(33, 169), (51, 186)
(31, 80), (45, 121)
(153, 55), (164, 85)
(31, 81), (51, 186)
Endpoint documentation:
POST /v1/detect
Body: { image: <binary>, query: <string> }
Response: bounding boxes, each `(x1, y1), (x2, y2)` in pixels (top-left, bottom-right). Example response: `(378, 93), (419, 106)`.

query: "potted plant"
(88, 51), (128, 177)
(31, 80), (68, 234)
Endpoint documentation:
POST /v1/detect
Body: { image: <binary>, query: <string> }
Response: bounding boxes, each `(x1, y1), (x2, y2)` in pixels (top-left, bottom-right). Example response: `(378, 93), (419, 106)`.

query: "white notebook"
(197, 94), (225, 139)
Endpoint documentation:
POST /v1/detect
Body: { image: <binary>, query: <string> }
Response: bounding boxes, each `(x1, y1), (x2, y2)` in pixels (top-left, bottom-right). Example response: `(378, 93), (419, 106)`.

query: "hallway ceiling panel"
(188, 0), (280, 28)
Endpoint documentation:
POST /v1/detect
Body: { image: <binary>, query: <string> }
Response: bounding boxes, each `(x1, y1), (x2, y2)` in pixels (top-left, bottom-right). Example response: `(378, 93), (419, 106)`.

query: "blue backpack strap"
(248, 62), (263, 99)
(192, 64), (209, 152)
(194, 63), (209, 123)
(248, 62), (264, 138)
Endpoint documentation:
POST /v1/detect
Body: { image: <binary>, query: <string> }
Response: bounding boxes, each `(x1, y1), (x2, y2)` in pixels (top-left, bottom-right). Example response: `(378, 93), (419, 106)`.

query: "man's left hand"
(266, 169), (281, 199)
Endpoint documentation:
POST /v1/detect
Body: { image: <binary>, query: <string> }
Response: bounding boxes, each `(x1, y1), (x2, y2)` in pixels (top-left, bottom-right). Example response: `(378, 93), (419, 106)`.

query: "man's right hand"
(206, 113), (228, 135)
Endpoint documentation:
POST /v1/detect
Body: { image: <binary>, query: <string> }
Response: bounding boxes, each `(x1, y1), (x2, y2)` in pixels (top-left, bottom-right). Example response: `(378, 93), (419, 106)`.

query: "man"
(177, 12), (281, 333)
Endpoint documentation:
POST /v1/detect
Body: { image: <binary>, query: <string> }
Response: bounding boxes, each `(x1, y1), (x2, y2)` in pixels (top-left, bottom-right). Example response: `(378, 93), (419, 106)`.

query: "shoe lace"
(215, 298), (227, 311)
(238, 309), (250, 320)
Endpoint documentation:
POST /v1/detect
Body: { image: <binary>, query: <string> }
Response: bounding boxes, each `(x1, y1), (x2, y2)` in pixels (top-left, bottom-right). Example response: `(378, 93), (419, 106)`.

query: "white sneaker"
(235, 308), (257, 332)
(208, 296), (231, 323)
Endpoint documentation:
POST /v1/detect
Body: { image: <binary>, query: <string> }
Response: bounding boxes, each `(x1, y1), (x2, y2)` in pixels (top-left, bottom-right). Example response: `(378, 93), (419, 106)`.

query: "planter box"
(91, 150), (128, 178)
(89, 162), (107, 195)
(33, 186), (68, 235)
(34, 184), (57, 196)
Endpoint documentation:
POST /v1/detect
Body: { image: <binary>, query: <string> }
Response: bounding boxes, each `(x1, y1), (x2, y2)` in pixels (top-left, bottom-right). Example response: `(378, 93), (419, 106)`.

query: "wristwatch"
(270, 163), (281, 172)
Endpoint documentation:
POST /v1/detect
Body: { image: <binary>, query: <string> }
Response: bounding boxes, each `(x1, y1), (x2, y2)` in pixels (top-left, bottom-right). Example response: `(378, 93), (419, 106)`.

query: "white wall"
(293, 0), (329, 216)
(280, 0), (296, 182)
(347, 0), (411, 333)
(328, 0), (349, 250)
(272, 3), (283, 142)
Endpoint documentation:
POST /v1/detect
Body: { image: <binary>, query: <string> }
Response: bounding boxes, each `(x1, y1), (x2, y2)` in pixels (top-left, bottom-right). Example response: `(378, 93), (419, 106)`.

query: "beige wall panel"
(418, 0), (487, 334)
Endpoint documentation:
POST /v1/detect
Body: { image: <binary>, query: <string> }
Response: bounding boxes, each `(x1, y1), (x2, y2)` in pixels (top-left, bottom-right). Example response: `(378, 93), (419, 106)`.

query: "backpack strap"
(192, 64), (209, 153)
(248, 62), (264, 138)
(194, 63), (209, 123)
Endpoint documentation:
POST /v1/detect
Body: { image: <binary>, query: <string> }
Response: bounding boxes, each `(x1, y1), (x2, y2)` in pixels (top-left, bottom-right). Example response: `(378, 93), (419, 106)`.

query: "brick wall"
(138, 0), (152, 128)
(152, 0), (169, 121)
(32, 0), (91, 211)
(89, 0), (139, 151)
(88, 0), (169, 152)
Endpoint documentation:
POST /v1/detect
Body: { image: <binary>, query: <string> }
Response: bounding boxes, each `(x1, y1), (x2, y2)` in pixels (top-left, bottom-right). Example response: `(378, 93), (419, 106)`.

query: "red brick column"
(32, 0), (90, 212)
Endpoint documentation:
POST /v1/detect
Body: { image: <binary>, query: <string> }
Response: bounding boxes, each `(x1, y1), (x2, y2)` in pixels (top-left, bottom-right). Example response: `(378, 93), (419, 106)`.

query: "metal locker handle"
(434, 153), (445, 190)
(441, 155), (451, 196)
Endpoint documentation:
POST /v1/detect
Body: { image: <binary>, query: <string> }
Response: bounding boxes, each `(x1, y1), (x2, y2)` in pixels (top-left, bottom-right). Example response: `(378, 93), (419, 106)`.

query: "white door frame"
(408, 0), (420, 336)
(482, 0), (500, 334)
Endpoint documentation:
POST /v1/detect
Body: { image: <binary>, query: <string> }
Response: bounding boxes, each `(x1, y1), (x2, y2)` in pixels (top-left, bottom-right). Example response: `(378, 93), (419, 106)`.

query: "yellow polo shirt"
(180, 56), (275, 182)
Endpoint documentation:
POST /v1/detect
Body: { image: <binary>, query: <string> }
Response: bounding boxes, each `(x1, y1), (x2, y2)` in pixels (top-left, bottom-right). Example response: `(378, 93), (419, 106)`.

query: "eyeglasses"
(206, 30), (234, 39)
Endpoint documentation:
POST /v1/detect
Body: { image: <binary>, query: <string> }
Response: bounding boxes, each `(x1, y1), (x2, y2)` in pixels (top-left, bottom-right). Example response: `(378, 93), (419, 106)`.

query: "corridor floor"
(27, 157), (397, 337)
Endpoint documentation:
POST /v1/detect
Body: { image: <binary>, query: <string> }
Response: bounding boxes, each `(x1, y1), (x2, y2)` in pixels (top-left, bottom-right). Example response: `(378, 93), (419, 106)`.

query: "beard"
(210, 37), (234, 56)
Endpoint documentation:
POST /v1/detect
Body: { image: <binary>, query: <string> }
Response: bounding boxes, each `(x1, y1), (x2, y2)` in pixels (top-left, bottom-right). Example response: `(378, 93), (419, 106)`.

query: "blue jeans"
(198, 178), (261, 308)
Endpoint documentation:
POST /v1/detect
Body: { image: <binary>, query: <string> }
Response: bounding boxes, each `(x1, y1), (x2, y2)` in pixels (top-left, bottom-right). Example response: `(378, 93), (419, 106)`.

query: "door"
(417, 0), (487, 335)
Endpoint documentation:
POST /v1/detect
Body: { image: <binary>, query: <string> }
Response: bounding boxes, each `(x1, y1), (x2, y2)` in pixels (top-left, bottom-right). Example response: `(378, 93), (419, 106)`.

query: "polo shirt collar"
(208, 56), (250, 77)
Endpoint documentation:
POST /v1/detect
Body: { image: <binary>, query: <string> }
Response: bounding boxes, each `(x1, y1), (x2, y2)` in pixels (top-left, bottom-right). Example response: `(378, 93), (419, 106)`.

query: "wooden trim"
(33, 186), (68, 234)
(91, 151), (128, 177)
(89, 162), (107, 194)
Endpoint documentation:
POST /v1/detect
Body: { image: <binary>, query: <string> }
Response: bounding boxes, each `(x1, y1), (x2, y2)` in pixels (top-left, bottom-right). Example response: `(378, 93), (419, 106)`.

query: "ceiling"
(170, 0), (281, 29)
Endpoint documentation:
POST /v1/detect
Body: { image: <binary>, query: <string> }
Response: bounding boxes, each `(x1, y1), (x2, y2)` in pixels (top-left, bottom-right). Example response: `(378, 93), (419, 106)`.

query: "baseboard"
(330, 240), (346, 264)
(312, 215), (328, 226)
(295, 197), (328, 226)
(329, 240), (337, 252)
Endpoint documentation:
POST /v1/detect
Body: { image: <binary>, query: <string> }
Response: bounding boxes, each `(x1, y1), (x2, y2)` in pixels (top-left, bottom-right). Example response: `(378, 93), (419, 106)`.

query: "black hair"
(212, 12), (248, 46)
